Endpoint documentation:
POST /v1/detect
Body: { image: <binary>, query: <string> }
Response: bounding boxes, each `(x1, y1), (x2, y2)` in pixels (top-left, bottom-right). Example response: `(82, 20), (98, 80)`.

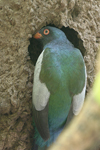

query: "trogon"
(32, 26), (87, 150)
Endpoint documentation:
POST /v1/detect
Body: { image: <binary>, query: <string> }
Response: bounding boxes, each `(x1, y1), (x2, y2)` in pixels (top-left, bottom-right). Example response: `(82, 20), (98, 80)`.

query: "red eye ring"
(43, 29), (50, 35)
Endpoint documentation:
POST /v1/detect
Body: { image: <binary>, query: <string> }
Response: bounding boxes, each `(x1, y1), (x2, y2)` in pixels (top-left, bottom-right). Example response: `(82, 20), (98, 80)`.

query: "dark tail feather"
(31, 139), (38, 150)
(38, 146), (48, 150)
(31, 139), (47, 150)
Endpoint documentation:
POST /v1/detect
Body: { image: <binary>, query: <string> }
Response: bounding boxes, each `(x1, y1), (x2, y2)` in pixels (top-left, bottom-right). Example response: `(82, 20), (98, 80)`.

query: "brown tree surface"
(0, 0), (100, 150)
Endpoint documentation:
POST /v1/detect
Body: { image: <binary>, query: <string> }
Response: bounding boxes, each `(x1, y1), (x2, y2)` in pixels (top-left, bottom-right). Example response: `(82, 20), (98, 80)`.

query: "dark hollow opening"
(28, 37), (43, 65)
(28, 24), (86, 65)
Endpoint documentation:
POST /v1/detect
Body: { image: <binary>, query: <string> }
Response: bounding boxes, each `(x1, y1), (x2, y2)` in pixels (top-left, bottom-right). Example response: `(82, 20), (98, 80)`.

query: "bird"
(32, 26), (87, 150)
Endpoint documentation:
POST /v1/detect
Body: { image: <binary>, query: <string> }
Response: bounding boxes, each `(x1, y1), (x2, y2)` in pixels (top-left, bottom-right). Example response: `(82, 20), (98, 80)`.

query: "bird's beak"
(33, 32), (43, 39)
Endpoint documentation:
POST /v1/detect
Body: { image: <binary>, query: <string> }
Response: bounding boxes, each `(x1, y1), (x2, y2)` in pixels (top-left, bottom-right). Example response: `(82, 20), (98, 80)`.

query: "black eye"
(43, 29), (50, 35)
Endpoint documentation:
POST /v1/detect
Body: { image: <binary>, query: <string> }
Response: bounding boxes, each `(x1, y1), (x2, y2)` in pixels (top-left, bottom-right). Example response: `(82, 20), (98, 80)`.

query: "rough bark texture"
(0, 0), (100, 150)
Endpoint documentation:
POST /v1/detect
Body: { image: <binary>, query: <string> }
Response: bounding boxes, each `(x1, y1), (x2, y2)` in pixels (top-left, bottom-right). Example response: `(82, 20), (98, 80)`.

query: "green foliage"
(93, 72), (100, 105)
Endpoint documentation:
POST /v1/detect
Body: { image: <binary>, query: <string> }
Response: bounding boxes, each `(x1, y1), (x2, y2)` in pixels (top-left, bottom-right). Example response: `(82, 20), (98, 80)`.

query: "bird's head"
(33, 26), (66, 47)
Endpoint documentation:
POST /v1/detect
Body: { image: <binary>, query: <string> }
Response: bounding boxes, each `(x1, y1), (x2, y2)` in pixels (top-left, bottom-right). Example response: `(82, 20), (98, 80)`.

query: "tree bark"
(0, 0), (100, 149)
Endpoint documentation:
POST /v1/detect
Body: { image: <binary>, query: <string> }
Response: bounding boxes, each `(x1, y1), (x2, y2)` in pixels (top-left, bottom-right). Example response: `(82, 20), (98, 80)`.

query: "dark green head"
(33, 26), (66, 47)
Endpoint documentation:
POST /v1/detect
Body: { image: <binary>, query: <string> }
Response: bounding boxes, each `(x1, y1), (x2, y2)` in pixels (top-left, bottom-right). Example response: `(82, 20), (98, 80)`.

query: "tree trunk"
(0, 0), (100, 149)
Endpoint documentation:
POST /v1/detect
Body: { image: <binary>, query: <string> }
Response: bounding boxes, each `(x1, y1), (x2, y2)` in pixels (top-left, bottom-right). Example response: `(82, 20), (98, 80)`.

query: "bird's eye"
(43, 29), (50, 35)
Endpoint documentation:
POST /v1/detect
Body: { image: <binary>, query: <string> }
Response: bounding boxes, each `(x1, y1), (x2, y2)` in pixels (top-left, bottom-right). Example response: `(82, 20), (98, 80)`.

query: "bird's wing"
(32, 50), (50, 111)
(65, 103), (74, 126)
(73, 66), (87, 115)
(32, 49), (50, 141)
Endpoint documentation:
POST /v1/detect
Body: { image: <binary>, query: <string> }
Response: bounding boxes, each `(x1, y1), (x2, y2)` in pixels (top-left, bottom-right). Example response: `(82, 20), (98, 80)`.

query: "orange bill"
(33, 32), (43, 39)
